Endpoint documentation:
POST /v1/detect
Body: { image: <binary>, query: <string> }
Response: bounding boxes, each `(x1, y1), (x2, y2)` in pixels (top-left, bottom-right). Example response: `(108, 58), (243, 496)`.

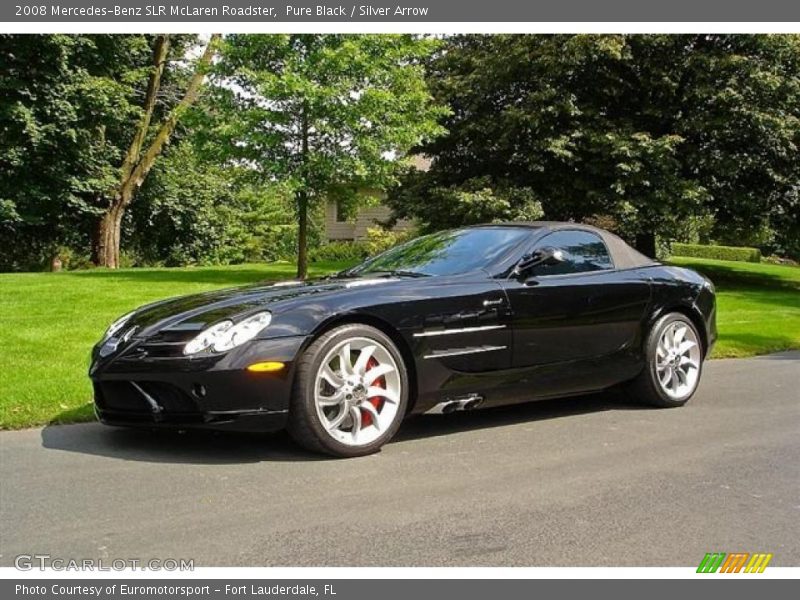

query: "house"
(323, 155), (430, 241)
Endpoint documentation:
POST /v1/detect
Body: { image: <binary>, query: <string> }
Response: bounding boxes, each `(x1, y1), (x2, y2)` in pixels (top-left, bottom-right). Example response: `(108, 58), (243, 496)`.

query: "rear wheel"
(287, 324), (408, 457)
(625, 312), (703, 407)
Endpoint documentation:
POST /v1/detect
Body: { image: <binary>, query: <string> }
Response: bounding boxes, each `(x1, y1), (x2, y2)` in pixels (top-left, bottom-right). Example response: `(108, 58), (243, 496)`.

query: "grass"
(0, 261), (351, 430)
(668, 257), (800, 358)
(1, 256), (797, 429)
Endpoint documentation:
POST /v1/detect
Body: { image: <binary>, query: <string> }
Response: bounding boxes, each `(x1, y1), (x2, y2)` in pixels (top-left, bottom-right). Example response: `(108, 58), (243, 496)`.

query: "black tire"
(287, 324), (409, 457)
(624, 312), (704, 408)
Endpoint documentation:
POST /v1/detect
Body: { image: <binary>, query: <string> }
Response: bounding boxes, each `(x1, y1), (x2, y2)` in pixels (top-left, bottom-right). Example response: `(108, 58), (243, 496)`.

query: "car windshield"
(346, 227), (531, 277)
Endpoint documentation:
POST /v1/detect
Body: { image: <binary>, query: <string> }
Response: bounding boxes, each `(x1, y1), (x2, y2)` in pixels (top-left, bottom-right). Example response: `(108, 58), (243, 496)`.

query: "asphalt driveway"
(1, 352), (798, 567)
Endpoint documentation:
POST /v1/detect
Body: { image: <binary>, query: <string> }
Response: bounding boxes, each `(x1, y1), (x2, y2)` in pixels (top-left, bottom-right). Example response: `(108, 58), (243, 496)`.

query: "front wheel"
(625, 312), (704, 407)
(287, 324), (409, 457)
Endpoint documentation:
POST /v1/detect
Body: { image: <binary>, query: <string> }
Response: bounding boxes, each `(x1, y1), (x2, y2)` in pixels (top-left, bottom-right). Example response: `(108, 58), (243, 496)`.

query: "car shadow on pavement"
(40, 423), (325, 464)
(397, 391), (645, 443)
(748, 349), (800, 361)
(40, 391), (644, 464)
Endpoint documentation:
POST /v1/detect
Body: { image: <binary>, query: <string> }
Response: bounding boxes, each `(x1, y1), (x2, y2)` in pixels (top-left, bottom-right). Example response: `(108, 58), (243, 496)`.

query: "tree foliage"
(210, 34), (447, 277)
(389, 35), (800, 257)
(128, 141), (298, 266)
(0, 34), (219, 270)
(1, 35), (151, 269)
(3, 34), (799, 271)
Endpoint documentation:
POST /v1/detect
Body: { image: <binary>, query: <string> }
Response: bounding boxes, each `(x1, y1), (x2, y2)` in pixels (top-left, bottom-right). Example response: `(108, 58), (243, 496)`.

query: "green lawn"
(1, 257), (798, 429)
(668, 257), (800, 358)
(0, 261), (350, 429)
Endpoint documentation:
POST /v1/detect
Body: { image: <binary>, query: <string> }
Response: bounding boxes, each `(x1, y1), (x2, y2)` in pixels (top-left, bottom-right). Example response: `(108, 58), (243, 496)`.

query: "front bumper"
(90, 335), (308, 432)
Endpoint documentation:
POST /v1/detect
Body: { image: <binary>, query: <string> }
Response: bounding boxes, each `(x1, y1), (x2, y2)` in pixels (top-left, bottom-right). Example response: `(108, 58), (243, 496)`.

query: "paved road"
(2, 352), (798, 567)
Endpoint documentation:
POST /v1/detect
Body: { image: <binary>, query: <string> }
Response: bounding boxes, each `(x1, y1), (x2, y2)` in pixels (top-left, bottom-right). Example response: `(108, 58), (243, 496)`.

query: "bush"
(363, 226), (414, 255)
(671, 243), (762, 263)
(309, 241), (371, 263)
(762, 255), (799, 267)
(309, 227), (415, 264)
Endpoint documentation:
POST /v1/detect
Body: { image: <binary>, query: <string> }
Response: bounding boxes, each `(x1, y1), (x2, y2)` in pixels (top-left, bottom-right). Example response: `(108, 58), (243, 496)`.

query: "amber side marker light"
(246, 361), (286, 373)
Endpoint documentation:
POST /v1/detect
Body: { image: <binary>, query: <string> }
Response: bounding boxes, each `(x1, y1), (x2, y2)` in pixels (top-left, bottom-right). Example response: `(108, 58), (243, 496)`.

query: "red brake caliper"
(361, 356), (385, 427)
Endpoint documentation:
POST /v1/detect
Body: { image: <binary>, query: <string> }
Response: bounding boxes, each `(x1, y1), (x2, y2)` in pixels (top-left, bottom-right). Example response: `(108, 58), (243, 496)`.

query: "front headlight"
(102, 311), (135, 342)
(183, 311), (272, 355)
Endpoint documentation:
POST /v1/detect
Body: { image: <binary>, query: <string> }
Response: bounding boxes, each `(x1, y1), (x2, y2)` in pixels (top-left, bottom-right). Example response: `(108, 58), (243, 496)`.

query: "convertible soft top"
(483, 222), (658, 270)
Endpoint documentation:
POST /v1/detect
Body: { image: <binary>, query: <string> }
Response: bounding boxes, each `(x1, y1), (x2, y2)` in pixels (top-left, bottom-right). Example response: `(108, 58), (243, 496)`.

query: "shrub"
(309, 241), (371, 263)
(363, 226), (414, 255)
(762, 255), (799, 267)
(671, 243), (762, 263)
(309, 227), (416, 264)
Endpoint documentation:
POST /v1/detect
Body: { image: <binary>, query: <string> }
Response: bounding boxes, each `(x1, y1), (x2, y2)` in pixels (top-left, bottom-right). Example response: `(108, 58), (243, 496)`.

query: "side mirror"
(539, 246), (566, 266)
(512, 246), (565, 278)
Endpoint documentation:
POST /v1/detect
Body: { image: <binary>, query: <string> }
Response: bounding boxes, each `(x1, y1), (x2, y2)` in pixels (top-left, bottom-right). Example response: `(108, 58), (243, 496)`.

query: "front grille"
(94, 381), (198, 414)
(136, 330), (196, 358)
(138, 381), (197, 412)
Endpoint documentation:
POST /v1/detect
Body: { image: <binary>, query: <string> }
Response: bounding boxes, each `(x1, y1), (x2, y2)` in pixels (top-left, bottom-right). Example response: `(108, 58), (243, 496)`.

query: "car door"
(400, 274), (514, 410)
(499, 229), (651, 399)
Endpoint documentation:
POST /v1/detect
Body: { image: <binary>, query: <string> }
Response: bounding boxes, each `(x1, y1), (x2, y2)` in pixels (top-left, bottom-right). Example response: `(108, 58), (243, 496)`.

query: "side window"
(531, 230), (613, 276)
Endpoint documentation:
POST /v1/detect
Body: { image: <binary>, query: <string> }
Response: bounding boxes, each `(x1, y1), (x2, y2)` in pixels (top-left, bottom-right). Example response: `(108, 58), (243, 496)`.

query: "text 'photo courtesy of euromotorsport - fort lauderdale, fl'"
(16, 585), (327, 597)
(1, 0), (800, 598)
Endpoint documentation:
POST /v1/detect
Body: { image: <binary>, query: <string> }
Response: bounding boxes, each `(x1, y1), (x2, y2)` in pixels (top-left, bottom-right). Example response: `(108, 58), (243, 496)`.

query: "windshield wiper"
(385, 269), (428, 278)
(353, 269), (428, 278)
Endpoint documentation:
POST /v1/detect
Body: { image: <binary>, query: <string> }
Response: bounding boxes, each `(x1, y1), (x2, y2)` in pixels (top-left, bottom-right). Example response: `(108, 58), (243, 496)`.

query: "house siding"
(324, 193), (414, 241)
(323, 155), (427, 241)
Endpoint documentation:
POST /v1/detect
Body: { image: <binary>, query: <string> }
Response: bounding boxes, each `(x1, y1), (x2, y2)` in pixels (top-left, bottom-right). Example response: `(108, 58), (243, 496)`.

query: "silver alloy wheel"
(314, 336), (402, 447)
(655, 320), (701, 399)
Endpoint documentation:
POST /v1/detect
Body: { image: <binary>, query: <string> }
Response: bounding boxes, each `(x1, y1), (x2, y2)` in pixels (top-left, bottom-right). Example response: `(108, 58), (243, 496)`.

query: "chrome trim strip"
(413, 324), (506, 338)
(423, 345), (507, 359)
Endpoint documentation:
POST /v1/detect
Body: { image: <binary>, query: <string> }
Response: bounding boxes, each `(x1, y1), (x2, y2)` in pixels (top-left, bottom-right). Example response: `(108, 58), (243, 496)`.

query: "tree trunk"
(91, 197), (127, 268)
(296, 190), (308, 280)
(296, 99), (310, 280)
(635, 232), (657, 258)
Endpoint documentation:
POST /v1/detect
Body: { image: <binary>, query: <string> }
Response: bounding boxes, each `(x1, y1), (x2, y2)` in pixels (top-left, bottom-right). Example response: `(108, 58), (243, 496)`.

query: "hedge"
(671, 243), (762, 263)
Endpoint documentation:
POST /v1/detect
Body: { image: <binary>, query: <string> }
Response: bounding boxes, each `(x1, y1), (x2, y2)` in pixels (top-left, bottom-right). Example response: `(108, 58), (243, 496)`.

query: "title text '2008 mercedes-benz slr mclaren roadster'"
(91, 223), (716, 457)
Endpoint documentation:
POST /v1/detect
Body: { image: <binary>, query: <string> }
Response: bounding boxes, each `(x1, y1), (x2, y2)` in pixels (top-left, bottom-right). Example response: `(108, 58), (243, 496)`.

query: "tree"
(0, 34), (221, 270)
(0, 35), (146, 270)
(390, 35), (800, 257)
(92, 34), (220, 268)
(213, 34), (447, 278)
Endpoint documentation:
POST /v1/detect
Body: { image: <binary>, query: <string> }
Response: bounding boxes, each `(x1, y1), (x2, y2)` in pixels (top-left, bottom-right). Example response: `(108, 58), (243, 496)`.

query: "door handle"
(456, 311), (481, 319)
(483, 298), (504, 307)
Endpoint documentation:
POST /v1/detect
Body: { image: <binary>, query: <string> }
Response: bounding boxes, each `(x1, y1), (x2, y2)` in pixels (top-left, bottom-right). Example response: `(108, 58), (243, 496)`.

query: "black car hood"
(126, 275), (396, 338)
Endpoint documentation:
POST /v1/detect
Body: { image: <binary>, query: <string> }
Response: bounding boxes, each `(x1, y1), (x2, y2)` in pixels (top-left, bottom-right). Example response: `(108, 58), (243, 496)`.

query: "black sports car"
(91, 223), (716, 457)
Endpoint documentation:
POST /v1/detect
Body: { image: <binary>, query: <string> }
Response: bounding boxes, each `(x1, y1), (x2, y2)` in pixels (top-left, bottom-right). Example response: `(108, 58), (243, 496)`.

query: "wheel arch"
(648, 303), (709, 358)
(298, 312), (419, 414)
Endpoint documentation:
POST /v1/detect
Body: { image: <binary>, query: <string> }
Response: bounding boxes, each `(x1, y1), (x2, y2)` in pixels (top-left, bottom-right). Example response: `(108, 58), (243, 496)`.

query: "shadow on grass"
(47, 403), (95, 426)
(40, 391), (642, 465)
(719, 287), (800, 310)
(669, 260), (800, 291)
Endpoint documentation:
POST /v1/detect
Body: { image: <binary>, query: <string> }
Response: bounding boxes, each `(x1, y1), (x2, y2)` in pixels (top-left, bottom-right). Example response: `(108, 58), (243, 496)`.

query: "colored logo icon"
(697, 552), (773, 573)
